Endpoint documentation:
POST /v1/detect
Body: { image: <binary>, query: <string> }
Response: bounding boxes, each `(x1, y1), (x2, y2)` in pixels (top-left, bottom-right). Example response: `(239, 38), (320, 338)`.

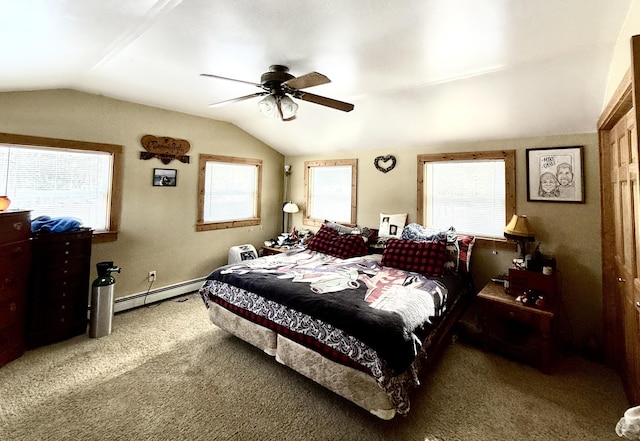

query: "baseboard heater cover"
(113, 277), (205, 313)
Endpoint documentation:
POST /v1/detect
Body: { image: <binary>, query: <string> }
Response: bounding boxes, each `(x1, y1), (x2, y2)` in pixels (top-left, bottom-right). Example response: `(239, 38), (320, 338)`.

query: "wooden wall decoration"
(140, 135), (190, 164)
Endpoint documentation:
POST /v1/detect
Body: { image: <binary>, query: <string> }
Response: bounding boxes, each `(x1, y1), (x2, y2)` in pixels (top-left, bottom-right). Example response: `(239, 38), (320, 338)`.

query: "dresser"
(0, 210), (31, 367)
(26, 228), (93, 348)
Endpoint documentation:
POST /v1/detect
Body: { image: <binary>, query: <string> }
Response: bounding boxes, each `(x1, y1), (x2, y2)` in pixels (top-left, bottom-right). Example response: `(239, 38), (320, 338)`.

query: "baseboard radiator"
(113, 277), (205, 313)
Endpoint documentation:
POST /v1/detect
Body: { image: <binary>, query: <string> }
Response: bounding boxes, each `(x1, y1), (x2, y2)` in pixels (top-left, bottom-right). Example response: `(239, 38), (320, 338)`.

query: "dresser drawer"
(0, 323), (24, 367)
(0, 211), (31, 244)
(0, 297), (25, 328)
(0, 241), (30, 302)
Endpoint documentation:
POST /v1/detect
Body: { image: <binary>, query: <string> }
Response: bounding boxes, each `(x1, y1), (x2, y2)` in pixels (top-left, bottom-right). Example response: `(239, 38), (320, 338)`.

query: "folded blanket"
(31, 216), (82, 233)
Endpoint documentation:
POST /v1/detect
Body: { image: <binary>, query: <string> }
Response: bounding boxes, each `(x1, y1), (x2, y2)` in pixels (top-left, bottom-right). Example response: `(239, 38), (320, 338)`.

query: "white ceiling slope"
(0, 0), (632, 156)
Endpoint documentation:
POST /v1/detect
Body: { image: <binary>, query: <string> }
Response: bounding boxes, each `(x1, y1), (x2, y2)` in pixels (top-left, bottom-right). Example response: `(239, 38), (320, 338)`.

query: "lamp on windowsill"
(504, 214), (535, 260)
(282, 201), (299, 233)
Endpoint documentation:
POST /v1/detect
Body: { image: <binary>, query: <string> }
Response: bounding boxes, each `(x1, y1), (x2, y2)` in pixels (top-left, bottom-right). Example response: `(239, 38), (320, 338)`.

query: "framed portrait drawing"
(153, 168), (177, 187)
(526, 146), (584, 203)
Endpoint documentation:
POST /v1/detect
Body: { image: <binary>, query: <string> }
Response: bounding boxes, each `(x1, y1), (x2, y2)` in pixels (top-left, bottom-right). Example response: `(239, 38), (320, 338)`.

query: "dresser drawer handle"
(3, 277), (15, 286)
(508, 311), (515, 318)
(9, 303), (16, 312)
(10, 246), (24, 258)
(13, 222), (24, 231)
(636, 301), (640, 308)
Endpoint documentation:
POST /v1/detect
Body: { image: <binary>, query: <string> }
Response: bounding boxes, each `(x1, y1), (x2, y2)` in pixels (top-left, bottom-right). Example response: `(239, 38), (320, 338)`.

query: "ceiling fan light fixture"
(258, 95), (278, 118)
(279, 95), (298, 120)
(258, 94), (298, 121)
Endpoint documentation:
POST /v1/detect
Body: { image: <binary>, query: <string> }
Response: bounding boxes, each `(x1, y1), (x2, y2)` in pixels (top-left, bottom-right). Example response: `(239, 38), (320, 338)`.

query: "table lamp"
(504, 214), (535, 260)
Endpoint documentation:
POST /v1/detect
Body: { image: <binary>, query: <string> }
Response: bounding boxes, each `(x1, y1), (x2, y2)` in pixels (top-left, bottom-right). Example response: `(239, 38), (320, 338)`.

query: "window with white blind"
(417, 151), (515, 238)
(304, 159), (357, 226)
(0, 133), (122, 241)
(197, 154), (262, 231)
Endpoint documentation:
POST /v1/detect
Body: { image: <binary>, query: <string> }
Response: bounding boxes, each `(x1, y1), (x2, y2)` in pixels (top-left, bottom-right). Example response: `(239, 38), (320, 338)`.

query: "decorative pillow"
(443, 240), (460, 274)
(379, 213), (407, 238)
(381, 238), (447, 277)
(457, 235), (476, 274)
(323, 220), (371, 241)
(401, 223), (456, 242)
(306, 224), (368, 259)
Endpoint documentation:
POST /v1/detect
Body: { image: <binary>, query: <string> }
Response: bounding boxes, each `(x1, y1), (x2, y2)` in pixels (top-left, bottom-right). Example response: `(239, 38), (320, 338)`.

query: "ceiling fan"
(200, 65), (354, 121)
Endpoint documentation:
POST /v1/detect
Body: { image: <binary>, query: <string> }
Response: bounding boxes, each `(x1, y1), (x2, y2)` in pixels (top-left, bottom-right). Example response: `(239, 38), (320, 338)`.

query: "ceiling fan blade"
(283, 72), (330, 90)
(200, 73), (262, 88)
(208, 92), (266, 107)
(294, 91), (354, 112)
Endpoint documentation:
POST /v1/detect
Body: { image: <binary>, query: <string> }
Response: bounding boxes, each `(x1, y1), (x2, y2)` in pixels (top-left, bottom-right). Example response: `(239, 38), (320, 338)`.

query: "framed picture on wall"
(526, 146), (584, 203)
(153, 168), (177, 187)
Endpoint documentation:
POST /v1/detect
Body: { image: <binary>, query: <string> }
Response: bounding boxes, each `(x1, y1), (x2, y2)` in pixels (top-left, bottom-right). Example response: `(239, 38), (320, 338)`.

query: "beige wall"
(0, 89), (285, 299)
(604, 0), (640, 106)
(286, 132), (602, 347)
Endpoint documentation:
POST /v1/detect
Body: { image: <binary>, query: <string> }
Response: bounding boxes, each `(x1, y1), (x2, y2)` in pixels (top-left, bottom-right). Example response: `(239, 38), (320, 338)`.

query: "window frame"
(303, 159), (357, 227)
(0, 132), (123, 243)
(196, 154), (262, 232)
(417, 150), (516, 239)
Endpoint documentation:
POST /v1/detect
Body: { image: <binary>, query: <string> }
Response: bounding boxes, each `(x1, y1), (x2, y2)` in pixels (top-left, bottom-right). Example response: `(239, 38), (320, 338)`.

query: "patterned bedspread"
(199, 249), (466, 375)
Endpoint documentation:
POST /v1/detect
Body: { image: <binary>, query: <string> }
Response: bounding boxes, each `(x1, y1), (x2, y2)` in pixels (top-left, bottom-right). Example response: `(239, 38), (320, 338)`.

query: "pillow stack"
(306, 224), (369, 259)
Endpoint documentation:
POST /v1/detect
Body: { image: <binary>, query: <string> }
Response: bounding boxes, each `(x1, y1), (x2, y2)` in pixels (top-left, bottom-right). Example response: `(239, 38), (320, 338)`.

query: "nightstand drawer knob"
(636, 301), (640, 308)
(619, 277), (626, 282)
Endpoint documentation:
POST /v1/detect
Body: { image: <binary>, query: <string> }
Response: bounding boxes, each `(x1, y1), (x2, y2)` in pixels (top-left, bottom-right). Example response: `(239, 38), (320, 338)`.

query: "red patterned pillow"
(457, 235), (476, 274)
(381, 238), (447, 277)
(306, 224), (336, 254)
(307, 224), (368, 259)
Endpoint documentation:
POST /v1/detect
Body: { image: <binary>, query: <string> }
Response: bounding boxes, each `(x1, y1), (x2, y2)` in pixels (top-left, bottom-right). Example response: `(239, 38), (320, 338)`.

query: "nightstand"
(261, 245), (287, 256)
(477, 278), (557, 374)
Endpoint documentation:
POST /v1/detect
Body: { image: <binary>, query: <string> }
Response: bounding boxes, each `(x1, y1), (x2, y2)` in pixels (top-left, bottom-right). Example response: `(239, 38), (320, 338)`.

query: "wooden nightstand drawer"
(492, 303), (536, 325)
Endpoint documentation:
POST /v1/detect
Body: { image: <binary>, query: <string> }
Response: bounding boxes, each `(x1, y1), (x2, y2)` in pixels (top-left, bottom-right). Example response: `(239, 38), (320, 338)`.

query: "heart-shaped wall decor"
(374, 155), (397, 173)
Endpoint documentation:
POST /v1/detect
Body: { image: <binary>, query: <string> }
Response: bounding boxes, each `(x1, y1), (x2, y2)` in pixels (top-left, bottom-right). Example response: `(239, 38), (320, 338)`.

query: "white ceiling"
(0, 1), (632, 156)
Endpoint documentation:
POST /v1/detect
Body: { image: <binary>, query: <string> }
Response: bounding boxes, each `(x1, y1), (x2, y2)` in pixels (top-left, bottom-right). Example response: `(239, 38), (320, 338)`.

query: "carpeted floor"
(0, 293), (629, 440)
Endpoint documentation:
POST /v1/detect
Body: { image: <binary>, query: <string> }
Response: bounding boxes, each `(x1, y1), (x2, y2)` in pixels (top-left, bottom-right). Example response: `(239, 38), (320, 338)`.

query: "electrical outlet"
(148, 271), (156, 282)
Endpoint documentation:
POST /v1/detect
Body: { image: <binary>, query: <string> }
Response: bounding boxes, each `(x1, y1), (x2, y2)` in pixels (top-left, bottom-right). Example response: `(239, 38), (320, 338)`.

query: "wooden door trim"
(597, 44), (635, 368)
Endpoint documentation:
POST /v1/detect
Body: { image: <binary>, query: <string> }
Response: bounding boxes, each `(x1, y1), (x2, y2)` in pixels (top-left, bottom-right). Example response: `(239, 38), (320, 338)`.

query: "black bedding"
(202, 249), (470, 375)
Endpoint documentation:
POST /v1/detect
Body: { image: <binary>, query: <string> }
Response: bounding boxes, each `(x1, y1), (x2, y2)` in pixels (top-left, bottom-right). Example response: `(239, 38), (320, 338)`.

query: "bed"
(199, 223), (475, 419)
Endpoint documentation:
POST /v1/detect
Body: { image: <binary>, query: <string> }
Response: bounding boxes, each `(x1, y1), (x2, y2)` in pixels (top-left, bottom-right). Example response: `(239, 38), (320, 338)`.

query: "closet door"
(609, 109), (640, 404)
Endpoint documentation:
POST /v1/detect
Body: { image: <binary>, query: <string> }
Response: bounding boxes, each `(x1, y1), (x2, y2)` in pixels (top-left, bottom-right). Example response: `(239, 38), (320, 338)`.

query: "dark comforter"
(202, 249), (469, 375)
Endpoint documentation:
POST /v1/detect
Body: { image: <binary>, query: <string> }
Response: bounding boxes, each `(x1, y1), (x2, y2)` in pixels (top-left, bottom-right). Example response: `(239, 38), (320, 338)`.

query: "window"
(303, 159), (357, 226)
(0, 133), (122, 242)
(417, 150), (515, 238)
(197, 154), (262, 231)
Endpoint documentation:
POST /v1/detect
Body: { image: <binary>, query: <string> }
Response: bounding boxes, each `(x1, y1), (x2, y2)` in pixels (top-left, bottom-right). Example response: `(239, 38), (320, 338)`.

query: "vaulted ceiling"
(0, 1), (632, 155)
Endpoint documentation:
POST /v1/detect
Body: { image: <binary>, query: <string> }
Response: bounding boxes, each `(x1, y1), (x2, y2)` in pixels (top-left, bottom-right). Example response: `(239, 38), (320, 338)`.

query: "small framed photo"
(153, 168), (177, 187)
(526, 146), (584, 203)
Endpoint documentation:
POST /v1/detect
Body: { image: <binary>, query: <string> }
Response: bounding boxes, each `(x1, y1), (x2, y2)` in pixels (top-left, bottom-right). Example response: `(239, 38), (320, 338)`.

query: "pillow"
(323, 220), (371, 241)
(457, 235), (476, 274)
(381, 238), (447, 277)
(401, 223), (456, 242)
(443, 240), (460, 274)
(306, 224), (368, 259)
(379, 213), (407, 238)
